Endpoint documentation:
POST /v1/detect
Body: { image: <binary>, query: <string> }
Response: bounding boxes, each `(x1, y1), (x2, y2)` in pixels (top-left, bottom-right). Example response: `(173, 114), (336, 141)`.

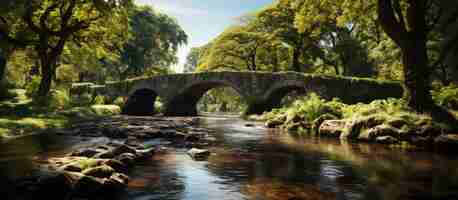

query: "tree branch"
(23, 1), (42, 34)
(392, 0), (406, 30)
(40, 1), (60, 32)
(377, 0), (408, 47)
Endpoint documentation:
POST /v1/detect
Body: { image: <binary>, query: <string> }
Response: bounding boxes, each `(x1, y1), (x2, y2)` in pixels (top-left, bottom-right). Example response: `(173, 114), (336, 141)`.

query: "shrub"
(25, 76), (41, 97)
(341, 98), (408, 119)
(71, 93), (93, 106)
(155, 100), (164, 113)
(432, 84), (458, 110)
(48, 90), (71, 110)
(113, 97), (126, 108)
(92, 95), (106, 105)
(287, 93), (343, 122)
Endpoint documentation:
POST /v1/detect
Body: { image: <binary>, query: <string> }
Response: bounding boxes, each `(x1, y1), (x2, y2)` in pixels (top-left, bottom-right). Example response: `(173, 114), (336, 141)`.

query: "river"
(1, 116), (458, 200)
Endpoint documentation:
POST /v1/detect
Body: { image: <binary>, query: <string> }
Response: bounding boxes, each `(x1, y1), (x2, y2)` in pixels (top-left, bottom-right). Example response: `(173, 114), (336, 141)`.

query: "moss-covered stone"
(312, 114), (339, 135)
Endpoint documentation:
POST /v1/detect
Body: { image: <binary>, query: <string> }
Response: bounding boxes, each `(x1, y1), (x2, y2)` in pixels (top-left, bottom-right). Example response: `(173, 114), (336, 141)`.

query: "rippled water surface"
(2, 117), (458, 200)
(127, 117), (458, 200)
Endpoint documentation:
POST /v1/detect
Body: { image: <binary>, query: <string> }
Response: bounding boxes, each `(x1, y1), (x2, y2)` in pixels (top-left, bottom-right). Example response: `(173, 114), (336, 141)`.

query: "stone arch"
(263, 81), (308, 109)
(163, 80), (246, 116)
(122, 88), (158, 116)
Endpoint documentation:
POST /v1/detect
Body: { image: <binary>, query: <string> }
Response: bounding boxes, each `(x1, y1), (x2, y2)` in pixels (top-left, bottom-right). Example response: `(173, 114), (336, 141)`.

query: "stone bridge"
(71, 71), (404, 116)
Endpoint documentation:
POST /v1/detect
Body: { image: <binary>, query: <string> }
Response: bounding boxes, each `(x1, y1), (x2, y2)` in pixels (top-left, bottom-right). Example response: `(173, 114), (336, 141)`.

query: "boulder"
(103, 173), (129, 192)
(265, 115), (286, 128)
(82, 165), (115, 179)
(69, 149), (101, 158)
(95, 151), (115, 159)
(59, 162), (83, 172)
(386, 118), (408, 129)
(340, 116), (385, 140)
(116, 153), (136, 167)
(112, 144), (137, 156)
(312, 114), (338, 135)
(135, 148), (156, 160)
(358, 124), (400, 142)
(319, 120), (346, 138)
(103, 159), (128, 173)
(187, 148), (211, 160)
(375, 136), (399, 144)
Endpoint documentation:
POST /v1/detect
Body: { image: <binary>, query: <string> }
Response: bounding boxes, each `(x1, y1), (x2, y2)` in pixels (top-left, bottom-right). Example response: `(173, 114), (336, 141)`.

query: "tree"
(183, 47), (202, 73)
(199, 25), (269, 71)
(292, 0), (458, 123)
(111, 6), (187, 80)
(0, 0), (132, 97)
(256, 2), (312, 72)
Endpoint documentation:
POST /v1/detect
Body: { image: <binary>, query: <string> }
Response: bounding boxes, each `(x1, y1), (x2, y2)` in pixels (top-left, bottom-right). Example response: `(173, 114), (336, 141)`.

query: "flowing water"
(2, 117), (458, 200)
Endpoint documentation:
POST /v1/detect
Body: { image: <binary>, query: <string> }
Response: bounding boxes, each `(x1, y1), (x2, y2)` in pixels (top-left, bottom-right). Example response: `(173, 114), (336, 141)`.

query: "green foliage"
(92, 95), (106, 105)
(71, 93), (94, 107)
(341, 98), (408, 119)
(110, 5), (187, 79)
(113, 97), (126, 108)
(47, 90), (71, 110)
(287, 93), (343, 122)
(183, 47), (203, 73)
(432, 84), (458, 110)
(260, 92), (445, 133)
(197, 87), (246, 114)
(25, 76), (41, 97)
(90, 105), (121, 116)
(261, 93), (343, 124)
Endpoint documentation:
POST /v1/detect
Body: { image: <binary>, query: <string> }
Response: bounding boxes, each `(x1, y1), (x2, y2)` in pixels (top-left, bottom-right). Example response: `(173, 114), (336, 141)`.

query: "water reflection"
(2, 117), (458, 200)
(123, 117), (458, 200)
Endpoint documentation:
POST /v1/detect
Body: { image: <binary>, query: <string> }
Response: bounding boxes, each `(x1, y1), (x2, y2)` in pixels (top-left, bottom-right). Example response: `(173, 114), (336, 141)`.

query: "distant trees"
(183, 47), (203, 73)
(192, 0), (378, 76)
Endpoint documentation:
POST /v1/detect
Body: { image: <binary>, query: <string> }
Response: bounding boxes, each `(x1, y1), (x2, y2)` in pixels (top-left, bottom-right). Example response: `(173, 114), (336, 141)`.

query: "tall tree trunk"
(401, 36), (435, 112)
(0, 51), (7, 83)
(291, 48), (301, 72)
(37, 56), (55, 97)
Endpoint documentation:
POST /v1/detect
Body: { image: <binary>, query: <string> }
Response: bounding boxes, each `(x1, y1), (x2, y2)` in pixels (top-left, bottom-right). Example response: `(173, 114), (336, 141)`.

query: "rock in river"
(187, 148), (210, 160)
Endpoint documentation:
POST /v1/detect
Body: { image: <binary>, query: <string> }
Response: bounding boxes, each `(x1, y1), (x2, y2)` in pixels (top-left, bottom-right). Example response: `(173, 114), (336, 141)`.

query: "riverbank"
(256, 93), (458, 151)
(0, 89), (123, 140)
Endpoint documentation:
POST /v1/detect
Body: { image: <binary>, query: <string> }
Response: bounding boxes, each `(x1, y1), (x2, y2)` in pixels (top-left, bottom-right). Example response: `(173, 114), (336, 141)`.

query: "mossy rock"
(90, 105), (121, 116)
(340, 115), (386, 140)
(358, 124), (401, 142)
(319, 120), (346, 138)
(82, 165), (115, 178)
(265, 115), (287, 128)
(312, 114), (339, 136)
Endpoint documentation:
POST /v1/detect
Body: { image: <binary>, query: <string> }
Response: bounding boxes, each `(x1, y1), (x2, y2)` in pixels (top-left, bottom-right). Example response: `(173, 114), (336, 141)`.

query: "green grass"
(0, 90), (121, 139)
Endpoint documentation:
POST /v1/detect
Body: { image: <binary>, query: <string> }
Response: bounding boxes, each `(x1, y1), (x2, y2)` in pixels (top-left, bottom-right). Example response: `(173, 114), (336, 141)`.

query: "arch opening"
(197, 87), (247, 116)
(122, 88), (158, 116)
(264, 85), (307, 111)
(164, 82), (246, 116)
